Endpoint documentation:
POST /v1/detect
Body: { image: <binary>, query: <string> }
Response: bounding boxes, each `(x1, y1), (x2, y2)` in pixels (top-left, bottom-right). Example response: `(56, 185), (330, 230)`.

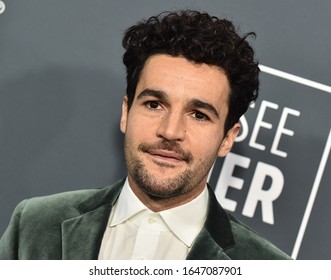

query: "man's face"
(120, 54), (239, 206)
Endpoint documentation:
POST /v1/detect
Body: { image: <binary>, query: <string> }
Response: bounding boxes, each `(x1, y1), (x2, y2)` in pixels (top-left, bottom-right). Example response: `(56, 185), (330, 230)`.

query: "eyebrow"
(136, 88), (167, 101)
(137, 88), (220, 118)
(188, 99), (220, 119)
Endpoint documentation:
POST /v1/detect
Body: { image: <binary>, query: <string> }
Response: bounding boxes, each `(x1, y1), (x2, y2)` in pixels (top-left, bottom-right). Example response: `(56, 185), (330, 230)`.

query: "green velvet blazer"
(0, 179), (291, 260)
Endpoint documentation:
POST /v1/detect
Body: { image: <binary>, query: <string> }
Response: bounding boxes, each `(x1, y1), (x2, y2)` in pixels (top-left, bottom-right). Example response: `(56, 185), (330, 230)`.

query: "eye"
(193, 111), (209, 121)
(146, 101), (161, 110)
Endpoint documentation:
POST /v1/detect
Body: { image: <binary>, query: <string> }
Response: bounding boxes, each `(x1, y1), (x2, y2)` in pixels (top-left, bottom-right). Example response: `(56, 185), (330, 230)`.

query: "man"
(0, 10), (291, 260)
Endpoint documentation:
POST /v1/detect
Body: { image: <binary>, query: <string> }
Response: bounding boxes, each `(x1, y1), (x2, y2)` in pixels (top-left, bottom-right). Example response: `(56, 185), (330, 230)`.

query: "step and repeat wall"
(0, 0), (330, 259)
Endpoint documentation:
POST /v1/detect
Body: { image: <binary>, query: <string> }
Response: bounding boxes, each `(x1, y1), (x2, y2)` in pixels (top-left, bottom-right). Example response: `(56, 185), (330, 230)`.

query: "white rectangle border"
(260, 65), (331, 94)
(261, 64), (331, 258)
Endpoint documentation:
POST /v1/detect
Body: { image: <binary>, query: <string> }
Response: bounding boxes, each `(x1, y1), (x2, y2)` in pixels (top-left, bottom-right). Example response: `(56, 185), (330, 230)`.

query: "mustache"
(138, 141), (193, 164)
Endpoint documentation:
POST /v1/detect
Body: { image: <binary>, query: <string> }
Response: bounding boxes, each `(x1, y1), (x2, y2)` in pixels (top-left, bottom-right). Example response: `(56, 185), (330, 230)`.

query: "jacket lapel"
(60, 180), (234, 260)
(187, 186), (235, 260)
(186, 228), (231, 260)
(61, 179), (125, 259)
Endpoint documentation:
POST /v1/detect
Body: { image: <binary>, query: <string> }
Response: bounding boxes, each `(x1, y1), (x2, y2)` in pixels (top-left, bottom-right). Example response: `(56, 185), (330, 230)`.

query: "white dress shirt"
(98, 178), (209, 260)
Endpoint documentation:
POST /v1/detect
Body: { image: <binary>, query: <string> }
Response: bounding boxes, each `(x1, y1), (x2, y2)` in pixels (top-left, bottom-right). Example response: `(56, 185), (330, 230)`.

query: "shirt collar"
(159, 187), (208, 247)
(110, 178), (147, 226)
(110, 177), (209, 247)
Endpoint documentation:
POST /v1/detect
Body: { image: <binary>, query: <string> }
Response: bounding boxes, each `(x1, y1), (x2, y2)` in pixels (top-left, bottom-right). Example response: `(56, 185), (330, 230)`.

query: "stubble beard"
(124, 140), (211, 200)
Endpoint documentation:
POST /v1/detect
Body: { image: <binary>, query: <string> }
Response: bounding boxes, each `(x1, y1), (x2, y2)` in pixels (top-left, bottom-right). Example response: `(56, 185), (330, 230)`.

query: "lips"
(138, 141), (193, 164)
(148, 150), (185, 162)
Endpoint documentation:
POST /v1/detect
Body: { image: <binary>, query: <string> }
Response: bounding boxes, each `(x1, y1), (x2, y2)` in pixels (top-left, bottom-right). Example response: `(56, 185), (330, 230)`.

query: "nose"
(156, 111), (186, 141)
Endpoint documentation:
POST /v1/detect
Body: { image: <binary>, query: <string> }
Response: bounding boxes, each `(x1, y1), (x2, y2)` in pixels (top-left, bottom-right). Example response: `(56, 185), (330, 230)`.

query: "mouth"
(138, 141), (193, 166)
(148, 150), (185, 164)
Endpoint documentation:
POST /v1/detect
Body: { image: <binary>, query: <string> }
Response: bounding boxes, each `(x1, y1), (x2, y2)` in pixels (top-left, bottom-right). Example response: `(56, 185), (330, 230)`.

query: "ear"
(217, 123), (241, 157)
(120, 96), (128, 134)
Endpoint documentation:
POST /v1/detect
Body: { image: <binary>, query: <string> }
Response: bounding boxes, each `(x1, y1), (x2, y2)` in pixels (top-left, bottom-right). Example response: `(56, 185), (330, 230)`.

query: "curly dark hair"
(122, 10), (259, 134)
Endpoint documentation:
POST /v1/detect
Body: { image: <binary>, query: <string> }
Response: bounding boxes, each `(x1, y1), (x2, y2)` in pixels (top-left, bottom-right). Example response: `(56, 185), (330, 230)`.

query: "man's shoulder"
(226, 214), (292, 260)
(21, 188), (99, 213)
(16, 178), (125, 222)
(0, 179), (125, 259)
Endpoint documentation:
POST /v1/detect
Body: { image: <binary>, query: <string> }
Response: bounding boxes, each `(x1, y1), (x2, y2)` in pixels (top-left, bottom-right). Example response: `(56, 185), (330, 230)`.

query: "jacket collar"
(186, 185), (235, 260)
(60, 179), (235, 260)
(61, 179), (124, 259)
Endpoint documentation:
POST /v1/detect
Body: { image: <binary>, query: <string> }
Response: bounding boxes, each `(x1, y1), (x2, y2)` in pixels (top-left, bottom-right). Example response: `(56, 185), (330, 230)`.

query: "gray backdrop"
(0, 0), (330, 259)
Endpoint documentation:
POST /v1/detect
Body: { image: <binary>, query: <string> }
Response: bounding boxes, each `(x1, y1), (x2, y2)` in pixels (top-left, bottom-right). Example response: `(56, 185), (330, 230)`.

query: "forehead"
(136, 54), (230, 106)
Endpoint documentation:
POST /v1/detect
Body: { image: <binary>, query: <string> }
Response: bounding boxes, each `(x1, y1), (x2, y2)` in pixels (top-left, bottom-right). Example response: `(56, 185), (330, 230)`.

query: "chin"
(142, 185), (186, 200)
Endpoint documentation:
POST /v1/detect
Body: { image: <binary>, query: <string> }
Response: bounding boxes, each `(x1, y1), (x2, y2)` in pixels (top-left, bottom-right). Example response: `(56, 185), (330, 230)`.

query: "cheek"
(127, 109), (161, 133)
(191, 133), (223, 159)
(125, 116), (151, 144)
